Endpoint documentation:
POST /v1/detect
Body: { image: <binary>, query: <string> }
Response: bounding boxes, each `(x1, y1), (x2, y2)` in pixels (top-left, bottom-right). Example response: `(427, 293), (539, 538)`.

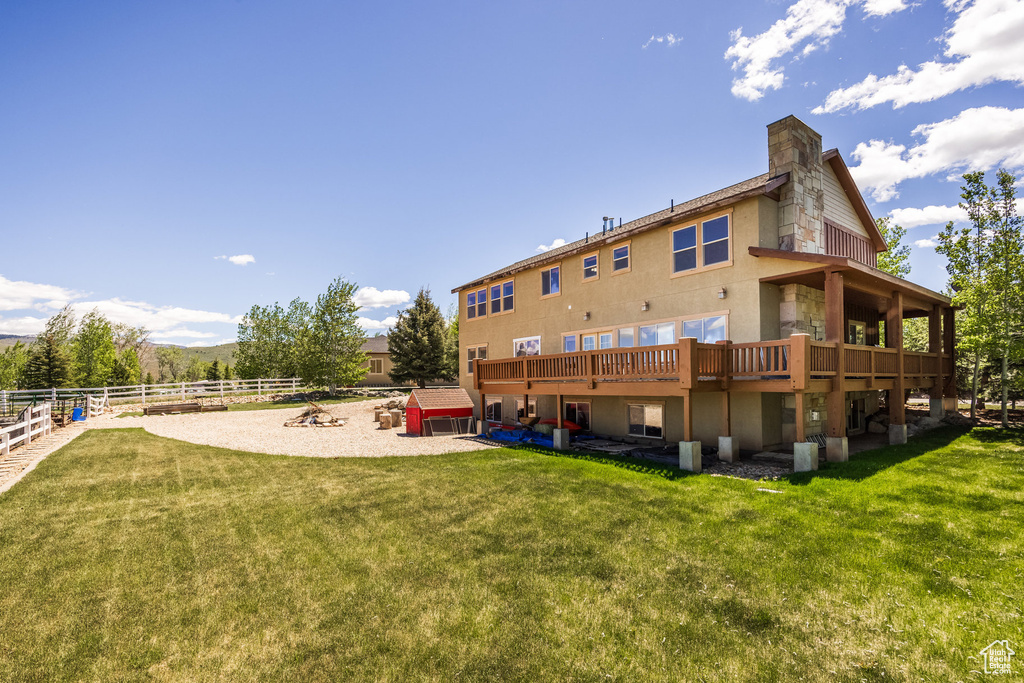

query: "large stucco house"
(452, 115), (955, 461)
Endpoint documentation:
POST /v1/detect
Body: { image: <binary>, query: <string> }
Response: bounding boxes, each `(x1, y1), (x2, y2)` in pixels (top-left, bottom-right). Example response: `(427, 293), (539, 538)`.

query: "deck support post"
(479, 392), (487, 435)
(556, 394), (563, 429)
(825, 270), (847, 441)
(943, 306), (957, 412)
(679, 441), (701, 472)
(887, 291), (906, 431)
(553, 429), (570, 451)
(681, 390), (693, 443)
(928, 304), (944, 418)
(794, 392), (806, 444)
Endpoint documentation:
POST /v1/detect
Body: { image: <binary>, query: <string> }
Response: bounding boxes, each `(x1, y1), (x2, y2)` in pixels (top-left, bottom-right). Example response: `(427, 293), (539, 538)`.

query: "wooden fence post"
(258, 379), (262, 396)
(1, 390), (5, 414)
(292, 378), (297, 392)
(219, 380), (224, 401)
(1, 432), (8, 456)
(141, 383), (146, 404)
(24, 406), (32, 445)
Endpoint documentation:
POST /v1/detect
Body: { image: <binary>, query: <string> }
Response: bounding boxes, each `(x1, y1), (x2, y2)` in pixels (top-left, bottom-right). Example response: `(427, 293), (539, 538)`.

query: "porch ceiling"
(750, 247), (951, 316)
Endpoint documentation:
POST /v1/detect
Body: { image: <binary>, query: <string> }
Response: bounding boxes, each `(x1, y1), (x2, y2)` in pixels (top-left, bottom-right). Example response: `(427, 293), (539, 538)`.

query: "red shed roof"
(408, 388), (474, 411)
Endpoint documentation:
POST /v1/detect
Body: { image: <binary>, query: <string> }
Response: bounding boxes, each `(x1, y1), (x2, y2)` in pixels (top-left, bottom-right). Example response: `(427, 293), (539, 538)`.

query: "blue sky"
(1, 0), (1022, 345)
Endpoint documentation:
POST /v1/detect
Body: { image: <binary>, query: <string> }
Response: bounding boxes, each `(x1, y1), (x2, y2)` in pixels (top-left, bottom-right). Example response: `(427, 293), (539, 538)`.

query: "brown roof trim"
(452, 173), (785, 293)
(749, 246), (951, 305)
(822, 149), (887, 252)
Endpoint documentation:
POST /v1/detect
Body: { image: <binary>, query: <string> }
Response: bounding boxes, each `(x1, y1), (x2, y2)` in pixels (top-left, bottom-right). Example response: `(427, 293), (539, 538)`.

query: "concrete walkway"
(0, 414), (115, 496)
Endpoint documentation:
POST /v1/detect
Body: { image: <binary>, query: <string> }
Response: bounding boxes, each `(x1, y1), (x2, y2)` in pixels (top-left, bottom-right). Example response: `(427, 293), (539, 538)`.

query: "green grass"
(0, 427), (1021, 681)
(116, 396), (368, 417)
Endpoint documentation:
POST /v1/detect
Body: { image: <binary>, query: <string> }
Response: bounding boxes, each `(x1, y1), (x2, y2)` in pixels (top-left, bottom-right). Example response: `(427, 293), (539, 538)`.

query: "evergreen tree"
(875, 217), (911, 278)
(24, 333), (73, 389)
(206, 359), (222, 382)
(442, 309), (459, 383)
(388, 288), (447, 388)
(223, 364), (233, 381)
(110, 348), (142, 386)
(144, 371), (155, 386)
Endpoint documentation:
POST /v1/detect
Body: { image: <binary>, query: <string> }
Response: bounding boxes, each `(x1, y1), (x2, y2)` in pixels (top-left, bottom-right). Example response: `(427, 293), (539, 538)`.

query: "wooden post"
(556, 394), (563, 429)
(679, 337), (698, 390)
(1, 432), (8, 456)
(292, 378), (297, 392)
(720, 391), (731, 437)
(24, 406), (32, 445)
(181, 382), (186, 401)
(480, 392), (487, 425)
(825, 270), (846, 439)
(943, 306), (956, 400)
(928, 304), (942, 399)
(141, 383), (146, 404)
(219, 380), (224, 401)
(84, 394), (90, 421)
(794, 392), (806, 443)
(789, 333), (811, 391)
(887, 291), (906, 425)
(522, 393), (529, 424)
(258, 379), (262, 396)
(682, 391), (693, 442)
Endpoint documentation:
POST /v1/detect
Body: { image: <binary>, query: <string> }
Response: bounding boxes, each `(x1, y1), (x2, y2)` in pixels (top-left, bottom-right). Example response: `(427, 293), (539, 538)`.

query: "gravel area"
(97, 399), (497, 458)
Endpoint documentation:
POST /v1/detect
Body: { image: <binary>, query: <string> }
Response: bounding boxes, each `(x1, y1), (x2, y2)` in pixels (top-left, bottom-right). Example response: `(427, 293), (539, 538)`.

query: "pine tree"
(206, 359), (222, 382)
(388, 288), (447, 388)
(24, 333), (73, 389)
(875, 217), (911, 278)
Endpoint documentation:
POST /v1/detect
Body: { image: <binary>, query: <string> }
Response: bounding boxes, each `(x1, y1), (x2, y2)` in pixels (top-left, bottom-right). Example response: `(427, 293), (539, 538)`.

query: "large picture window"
(541, 266), (560, 297)
(681, 315), (727, 343)
(672, 214), (731, 275)
(628, 404), (663, 439)
(639, 322), (675, 346)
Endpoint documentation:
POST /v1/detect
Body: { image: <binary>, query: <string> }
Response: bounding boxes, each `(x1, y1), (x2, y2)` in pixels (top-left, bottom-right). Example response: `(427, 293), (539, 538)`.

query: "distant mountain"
(0, 335), (35, 347)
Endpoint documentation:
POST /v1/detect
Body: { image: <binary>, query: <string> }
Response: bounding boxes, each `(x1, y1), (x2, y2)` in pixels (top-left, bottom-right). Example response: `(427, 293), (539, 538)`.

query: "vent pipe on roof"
(671, 199), (674, 213)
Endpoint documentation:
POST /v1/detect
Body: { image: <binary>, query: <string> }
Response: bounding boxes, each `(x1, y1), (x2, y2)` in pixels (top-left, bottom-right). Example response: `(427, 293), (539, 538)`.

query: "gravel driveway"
(100, 399), (496, 458)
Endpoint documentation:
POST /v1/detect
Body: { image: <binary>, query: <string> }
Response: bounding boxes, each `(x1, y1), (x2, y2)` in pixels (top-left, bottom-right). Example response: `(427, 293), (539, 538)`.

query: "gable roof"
(409, 387), (475, 411)
(822, 149), (887, 252)
(452, 173), (782, 293)
(361, 335), (389, 354)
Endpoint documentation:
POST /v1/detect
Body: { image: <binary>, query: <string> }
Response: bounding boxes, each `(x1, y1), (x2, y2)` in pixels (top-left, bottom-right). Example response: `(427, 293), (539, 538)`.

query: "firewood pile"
(284, 401), (347, 428)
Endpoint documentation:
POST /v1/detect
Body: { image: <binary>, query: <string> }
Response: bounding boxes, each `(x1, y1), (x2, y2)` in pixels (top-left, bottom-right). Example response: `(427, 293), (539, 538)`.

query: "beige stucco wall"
(355, 352), (400, 387)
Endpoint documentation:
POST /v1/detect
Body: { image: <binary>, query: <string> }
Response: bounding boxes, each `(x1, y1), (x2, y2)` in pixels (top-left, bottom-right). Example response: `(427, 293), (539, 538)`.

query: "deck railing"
(475, 334), (948, 392)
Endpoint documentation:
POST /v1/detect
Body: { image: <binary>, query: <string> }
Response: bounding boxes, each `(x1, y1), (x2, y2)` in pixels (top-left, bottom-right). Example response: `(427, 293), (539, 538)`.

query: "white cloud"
(848, 106), (1024, 201)
(228, 254), (255, 266)
(67, 298), (242, 333)
(353, 287), (411, 310)
(0, 274), (83, 312)
(642, 33), (682, 49)
(914, 236), (940, 248)
(536, 238), (567, 253)
(890, 204), (969, 228)
(149, 329), (219, 341)
(725, 0), (909, 101)
(815, 0), (1024, 113)
(358, 316), (399, 331)
(0, 315), (48, 336)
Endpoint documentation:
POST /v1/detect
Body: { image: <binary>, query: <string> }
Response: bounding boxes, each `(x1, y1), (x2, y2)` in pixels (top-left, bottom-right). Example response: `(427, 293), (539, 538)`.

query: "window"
(485, 397), (502, 423)
(672, 214), (731, 275)
(672, 225), (697, 273)
(640, 322), (675, 346)
(848, 320), (866, 346)
(368, 358), (384, 374)
(541, 266), (560, 297)
(618, 328), (634, 348)
(515, 397), (537, 423)
(475, 288), (486, 318)
(612, 244), (630, 272)
(513, 336), (540, 356)
(582, 253), (599, 281)
(466, 345), (487, 374)
(628, 404), (663, 439)
(703, 216), (730, 265)
(599, 332), (613, 349)
(582, 334), (596, 351)
(565, 402), (591, 430)
(467, 291), (477, 319)
(681, 315), (727, 343)
(563, 335), (577, 353)
(489, 280), (514, 314)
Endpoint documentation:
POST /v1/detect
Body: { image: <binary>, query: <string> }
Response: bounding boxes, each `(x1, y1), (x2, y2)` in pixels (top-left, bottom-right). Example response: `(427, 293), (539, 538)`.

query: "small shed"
(406, 388), (475, 436)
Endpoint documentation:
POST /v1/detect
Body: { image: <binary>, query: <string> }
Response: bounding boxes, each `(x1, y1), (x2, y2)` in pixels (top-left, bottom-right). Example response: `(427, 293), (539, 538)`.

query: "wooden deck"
(473, 334), (951, 397)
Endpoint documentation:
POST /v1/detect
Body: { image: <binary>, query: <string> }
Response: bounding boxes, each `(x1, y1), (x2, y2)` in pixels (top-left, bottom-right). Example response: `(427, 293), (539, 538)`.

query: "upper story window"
(489, 280), (514, 315)
(672, 214), (731, 275)
(541, 265), (560, 297)
(582, 252), (599, 281)
(466, 287), (487, 320)
(612, 244), (630, 273)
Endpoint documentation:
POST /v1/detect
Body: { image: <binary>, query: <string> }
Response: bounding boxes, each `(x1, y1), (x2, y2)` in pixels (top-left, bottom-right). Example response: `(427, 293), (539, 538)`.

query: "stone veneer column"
(768, 115), (825, 254)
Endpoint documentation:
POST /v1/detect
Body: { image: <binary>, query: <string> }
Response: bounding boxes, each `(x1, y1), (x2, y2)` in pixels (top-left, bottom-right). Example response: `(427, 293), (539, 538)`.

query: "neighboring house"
(452, 115), (955, 458)
(356, 335), (395, 387)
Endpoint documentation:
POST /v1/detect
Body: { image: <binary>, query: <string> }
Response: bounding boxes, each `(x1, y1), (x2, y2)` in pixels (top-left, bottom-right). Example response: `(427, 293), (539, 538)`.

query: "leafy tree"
(235, 303), (291, 379)
(156, 346), (187, 382)
(875, 217), (911, 278)
(305, 278), (367, 394)
(113, 323), (151, 374)
(182, 355), (209, 382)
(937, 172), (995, 419)
(24, 333), (73, 389)
(442, 306), (459, 382)
(987, 169), (1023, 427)
(110, 348), (142, 386)
(283, 298), (314, 380)
(223, 364), (234, 381)
(0, 342), (29, 390)
(206, 359), (222, 382)
(73, 309), (116, 387)
(388, 288), (447, 388)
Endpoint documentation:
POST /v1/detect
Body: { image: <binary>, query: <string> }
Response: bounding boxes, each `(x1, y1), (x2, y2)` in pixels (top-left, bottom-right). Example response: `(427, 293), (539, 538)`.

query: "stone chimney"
(768, 116), (825, 253)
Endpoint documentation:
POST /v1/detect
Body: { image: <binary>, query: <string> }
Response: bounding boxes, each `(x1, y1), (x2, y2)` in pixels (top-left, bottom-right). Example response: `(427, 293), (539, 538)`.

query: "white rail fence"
(0, 378), (306, 414)
(0, 404), (51, 455)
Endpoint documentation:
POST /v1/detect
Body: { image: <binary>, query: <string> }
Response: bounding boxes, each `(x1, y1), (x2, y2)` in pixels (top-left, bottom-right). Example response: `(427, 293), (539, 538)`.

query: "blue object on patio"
(72, 407), (85, 422)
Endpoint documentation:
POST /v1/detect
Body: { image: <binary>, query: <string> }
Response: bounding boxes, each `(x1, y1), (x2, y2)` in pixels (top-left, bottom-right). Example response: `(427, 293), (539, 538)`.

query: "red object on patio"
(405, 388), (475, 436)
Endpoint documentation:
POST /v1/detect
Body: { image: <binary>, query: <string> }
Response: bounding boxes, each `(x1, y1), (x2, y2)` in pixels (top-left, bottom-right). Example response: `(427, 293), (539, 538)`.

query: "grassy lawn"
(0, 427), (1020, 681)
(117, 396), (368, 417)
